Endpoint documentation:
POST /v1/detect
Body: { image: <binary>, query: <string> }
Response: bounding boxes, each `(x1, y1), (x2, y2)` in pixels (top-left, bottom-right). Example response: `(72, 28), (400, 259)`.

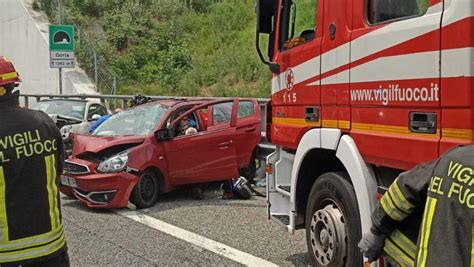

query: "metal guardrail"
(21, 94), (269, 108)
(21, 94), (270, 132)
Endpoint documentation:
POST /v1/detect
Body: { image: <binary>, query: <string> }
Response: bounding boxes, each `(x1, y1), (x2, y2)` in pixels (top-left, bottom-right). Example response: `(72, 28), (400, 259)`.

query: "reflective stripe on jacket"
(384, 228), (418, 266)
(0, 92), (66, 265)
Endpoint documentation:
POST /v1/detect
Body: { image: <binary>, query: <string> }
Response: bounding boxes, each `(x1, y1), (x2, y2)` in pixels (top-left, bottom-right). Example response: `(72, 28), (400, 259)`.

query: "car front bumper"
(60, 171), (139, 209)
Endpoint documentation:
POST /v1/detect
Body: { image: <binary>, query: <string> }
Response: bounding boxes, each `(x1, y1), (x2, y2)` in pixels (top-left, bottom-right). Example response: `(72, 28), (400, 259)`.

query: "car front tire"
(130, 170), (159, 209)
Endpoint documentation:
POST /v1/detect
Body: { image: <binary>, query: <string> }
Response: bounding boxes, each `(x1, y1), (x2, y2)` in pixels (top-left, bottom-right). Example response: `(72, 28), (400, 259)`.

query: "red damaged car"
(60, 98), (261, 209)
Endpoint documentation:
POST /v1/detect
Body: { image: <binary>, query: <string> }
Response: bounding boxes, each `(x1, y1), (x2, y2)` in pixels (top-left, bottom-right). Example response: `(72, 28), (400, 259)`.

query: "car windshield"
(94, 104), (169, 136)
(32, 100), (86, 120)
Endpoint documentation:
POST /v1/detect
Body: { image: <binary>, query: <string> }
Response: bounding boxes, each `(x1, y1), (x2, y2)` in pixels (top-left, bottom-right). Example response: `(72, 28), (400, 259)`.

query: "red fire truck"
(255, 0), (473, 265)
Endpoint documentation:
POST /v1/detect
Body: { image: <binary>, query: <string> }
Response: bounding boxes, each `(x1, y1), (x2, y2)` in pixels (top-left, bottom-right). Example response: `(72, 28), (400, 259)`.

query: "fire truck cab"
(256, 0), (473, 265)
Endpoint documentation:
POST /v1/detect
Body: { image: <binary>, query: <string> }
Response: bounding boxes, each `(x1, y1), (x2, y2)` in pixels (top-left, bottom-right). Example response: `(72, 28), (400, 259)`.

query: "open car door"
(163, 99), (239, 185)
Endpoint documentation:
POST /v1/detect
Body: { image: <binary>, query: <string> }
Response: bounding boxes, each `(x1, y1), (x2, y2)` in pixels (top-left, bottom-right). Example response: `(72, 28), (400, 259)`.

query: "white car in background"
(31, 99), (109, 139)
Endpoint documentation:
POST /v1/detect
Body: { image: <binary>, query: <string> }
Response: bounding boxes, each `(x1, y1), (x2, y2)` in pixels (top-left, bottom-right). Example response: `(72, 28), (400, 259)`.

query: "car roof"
(38, 99), (88, 103)
(140, 98), (213, 108)
(37, 99), (103, 105)
(153, 97), (258, 105)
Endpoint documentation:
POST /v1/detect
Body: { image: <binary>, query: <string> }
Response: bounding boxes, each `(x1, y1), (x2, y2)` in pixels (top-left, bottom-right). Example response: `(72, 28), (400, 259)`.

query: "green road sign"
(49, 25), (74, 51)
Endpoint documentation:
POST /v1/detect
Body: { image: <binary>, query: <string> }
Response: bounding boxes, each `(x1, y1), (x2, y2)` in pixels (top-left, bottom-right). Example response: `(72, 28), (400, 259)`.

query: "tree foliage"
(38, 0), (270, 97)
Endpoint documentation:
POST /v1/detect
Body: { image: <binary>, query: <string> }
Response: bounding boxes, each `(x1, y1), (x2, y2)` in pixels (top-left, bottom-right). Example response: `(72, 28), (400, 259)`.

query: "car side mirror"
(155, 128), (172, 142)
(89, 114), (102, 121)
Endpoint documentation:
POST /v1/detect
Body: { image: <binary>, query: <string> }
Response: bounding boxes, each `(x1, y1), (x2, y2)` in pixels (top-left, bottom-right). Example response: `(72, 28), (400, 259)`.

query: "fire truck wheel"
(239, 157), (256, 183)
(130, 170), (159, 209)
(305, 172), (363, 267)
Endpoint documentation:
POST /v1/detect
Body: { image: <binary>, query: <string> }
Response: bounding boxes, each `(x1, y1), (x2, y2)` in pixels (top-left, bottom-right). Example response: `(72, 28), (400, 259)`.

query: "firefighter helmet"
(0, 56), (21, 96)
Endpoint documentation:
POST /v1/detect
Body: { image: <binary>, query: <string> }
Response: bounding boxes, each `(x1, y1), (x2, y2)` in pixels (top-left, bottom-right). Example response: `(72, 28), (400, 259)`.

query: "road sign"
(50, 51), (74, 59)
(50, 60), (75, 68)
(49, 25), (75, 68)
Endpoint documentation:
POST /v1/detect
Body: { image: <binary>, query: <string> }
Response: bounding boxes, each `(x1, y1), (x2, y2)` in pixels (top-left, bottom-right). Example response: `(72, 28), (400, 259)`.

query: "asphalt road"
(61, 182), (311, 266)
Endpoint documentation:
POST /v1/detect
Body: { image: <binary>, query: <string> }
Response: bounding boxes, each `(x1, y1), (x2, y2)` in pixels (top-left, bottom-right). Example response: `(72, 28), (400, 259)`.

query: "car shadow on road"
(61, 182), (266, 213)
(148, 182), (267, 213)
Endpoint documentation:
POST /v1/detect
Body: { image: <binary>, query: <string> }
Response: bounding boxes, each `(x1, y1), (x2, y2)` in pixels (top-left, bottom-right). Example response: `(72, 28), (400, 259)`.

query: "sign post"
(49, 25), (75, 94)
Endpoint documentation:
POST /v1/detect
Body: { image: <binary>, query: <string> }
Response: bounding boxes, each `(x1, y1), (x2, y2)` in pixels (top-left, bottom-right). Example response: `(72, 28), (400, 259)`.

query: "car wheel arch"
(140, 167), (166, 194)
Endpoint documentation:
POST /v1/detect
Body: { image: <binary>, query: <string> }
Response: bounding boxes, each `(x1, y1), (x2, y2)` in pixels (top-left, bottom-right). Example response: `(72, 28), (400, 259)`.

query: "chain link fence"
(76, 28), (117, 95)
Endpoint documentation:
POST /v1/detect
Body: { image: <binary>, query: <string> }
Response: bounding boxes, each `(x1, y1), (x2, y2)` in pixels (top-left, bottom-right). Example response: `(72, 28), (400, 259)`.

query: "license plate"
(61, 175), (78, 188)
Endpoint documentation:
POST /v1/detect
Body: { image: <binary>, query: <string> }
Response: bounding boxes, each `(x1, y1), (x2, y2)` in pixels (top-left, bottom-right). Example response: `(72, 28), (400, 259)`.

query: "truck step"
(273, 215), (290, 226)
(277, 185), (291, 193)
(257, 143), (276, 160)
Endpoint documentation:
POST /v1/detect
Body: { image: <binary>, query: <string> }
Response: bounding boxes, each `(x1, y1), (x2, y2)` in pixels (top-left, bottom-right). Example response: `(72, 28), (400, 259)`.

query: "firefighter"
(0, 57), (69, 266)
(359, 145), (474, 266)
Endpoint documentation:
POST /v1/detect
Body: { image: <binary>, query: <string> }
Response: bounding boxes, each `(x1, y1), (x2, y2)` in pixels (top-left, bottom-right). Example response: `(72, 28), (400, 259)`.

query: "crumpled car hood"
(60, 122), (92, 139)
(72, 134), (145, 155)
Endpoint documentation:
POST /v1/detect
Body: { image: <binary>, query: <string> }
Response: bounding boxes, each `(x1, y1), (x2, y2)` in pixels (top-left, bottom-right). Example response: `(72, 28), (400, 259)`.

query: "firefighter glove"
(358, 230), (385, 262)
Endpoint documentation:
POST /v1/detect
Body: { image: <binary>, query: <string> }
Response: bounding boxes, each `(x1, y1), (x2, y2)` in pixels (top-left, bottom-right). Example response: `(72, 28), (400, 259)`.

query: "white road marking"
(117, 210), (278, 267)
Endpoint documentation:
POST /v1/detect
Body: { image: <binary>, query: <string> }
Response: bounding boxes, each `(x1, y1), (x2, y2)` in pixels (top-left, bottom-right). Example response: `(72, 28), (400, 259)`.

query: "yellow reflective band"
(45, 155), (60, 230)
(50, 155), (60, 229)
(0, 72), (17, 81)
(390, 180), (415, 214)
(322, 119), (352, 129)
(443, 128), (473, 141)
(391, 230), (417, 259)
(381, 192), (406, 221)
(0, 168), (7, 242)
(384, 248), (404, 266)
(471, 222), (473, 267)
(339, 120), (351, 129)
(322, 119), (338, 128)
(387, 189), (410, 216)
(45, 156), (55, 230)
(384, 238), (414, 266)
(0, 232), (65, 263)
(417, 197), (438, 267)
(352, 122), (440, 138)
(0, 226), (63, 252)
(273, 117), (321, 127)
(383, 245), (403, 266)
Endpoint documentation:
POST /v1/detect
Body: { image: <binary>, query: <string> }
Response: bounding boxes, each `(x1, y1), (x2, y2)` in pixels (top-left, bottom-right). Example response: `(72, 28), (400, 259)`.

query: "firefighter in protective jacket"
(0, 56), (69, 266)
(359, 145), (474, 266)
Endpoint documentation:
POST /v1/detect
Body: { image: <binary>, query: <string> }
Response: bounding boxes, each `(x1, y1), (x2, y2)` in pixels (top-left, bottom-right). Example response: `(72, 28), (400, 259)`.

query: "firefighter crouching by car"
(359, 145), (474, 266)
(0, 56), (69, 266)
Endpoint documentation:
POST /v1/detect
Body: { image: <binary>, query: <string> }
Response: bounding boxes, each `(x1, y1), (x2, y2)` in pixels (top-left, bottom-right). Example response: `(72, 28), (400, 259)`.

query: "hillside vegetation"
(38, 0), (271, 97)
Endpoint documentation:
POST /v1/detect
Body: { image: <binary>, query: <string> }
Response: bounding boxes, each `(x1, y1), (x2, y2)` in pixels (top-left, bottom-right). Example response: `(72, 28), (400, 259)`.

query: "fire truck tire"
(305, 172), (363, 267)
(239, 156), (256, 183)
(130, 170), (159, 209)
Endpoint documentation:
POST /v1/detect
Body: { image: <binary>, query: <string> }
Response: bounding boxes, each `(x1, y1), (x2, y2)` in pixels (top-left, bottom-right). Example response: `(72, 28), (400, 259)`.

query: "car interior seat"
(198, 111), (208, 131)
